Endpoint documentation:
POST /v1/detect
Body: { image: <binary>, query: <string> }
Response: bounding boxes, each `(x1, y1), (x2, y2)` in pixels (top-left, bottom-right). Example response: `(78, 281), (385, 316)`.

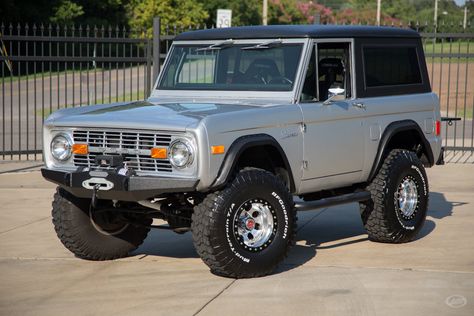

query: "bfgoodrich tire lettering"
(191, 169), (296, 278)
(360, 149), (429, 243)
(52, 187), (151, 260)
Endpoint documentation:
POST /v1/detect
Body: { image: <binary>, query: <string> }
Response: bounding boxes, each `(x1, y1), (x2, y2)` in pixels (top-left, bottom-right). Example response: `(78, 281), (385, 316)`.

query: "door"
(298, 41), (366, 191)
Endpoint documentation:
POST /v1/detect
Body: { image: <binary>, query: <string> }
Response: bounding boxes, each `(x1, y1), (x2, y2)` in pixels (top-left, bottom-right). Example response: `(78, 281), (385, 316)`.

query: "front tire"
(360, 149), (429, 243)
(191, 169), (296, 278)
(52, 187), (151, 260)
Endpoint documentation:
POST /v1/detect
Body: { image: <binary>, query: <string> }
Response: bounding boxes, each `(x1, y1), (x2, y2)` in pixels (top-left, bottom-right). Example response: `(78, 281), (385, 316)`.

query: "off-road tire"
(52, 187), (151, 260)
(360, 149), (429, 243)
(192, 169), (297, 278)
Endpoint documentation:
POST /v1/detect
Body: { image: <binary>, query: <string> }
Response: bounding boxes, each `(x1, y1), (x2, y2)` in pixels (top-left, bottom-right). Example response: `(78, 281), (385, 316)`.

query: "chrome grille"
(72, 129), (173, 173)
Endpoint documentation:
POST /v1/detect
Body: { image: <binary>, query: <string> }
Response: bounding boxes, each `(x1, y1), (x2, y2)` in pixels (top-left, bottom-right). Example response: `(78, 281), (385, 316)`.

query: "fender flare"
(367, 120), (434, 182)
(209, 134), (295, 192)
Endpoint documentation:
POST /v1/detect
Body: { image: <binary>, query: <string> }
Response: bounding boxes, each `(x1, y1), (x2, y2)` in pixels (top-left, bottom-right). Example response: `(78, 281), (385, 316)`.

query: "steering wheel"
(244, 65), (276, 85)
(268, 76), (293, 85)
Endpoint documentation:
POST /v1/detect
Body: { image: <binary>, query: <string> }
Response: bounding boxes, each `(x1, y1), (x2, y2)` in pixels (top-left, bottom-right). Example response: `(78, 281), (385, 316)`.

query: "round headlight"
(51, 134), (72, 161)
(169, 139), (193, 168)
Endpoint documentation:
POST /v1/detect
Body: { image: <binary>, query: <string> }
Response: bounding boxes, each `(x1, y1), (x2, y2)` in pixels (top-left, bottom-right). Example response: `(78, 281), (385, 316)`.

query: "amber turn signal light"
(151, 147), (167, 159)
(72, 143), (88, 155)
(211, 145), (225, 155)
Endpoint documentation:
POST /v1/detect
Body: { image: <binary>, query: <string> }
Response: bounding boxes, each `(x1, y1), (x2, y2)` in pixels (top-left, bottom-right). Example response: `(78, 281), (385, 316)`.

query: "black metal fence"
(0, 18), (473, 161)
(0, 22), (156, 160)
(421, 32), (474, 160)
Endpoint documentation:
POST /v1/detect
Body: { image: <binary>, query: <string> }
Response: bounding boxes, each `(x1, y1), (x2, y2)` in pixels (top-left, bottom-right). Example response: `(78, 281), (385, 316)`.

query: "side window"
(317, 43), (351, 101)
(300, 42), (351, 102)
(300, 48), (317, 102)
(363, 46), (421, 87)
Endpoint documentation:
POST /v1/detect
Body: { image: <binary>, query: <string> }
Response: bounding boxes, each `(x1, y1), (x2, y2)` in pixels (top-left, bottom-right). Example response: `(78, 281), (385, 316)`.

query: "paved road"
(0, 163), (473, 315)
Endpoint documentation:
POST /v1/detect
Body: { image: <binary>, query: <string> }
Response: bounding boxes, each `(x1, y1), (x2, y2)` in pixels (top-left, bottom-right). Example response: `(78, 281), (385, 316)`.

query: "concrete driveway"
(0, 162), (473, 315)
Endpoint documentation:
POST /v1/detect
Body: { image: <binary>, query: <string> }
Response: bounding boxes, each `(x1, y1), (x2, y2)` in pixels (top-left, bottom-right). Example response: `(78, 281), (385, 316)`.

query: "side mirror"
(323, 87), (345, 105)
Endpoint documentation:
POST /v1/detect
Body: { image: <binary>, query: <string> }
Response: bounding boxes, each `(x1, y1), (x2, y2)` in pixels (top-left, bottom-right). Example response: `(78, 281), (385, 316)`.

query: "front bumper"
(41, 168), (199, 201)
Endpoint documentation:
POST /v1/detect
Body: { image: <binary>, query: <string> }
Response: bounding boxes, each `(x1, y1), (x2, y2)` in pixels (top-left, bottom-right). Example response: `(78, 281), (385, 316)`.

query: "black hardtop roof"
(175, 25), (420, 41)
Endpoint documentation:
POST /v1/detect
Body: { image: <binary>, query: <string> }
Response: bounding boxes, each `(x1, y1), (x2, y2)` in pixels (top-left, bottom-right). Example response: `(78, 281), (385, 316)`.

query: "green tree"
(346, 0), (375, 10)
(0, 0), (61, 23)
(127, 0), (208, 35)
(408, 0), (466, 32)
(50, 0), (84, 24)
(268, 0), (305, 24)
(335, 7), (400, 25)
(75, 0), (129, 26)
(294, 1), (335, 24)
(383, 0), (417, 21)
(201, 0), (261, 26)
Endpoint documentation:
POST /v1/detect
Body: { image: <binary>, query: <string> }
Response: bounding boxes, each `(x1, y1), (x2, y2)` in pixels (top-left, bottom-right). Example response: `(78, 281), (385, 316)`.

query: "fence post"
(146, 38), (152, 97)
(152, 17), (161, 85)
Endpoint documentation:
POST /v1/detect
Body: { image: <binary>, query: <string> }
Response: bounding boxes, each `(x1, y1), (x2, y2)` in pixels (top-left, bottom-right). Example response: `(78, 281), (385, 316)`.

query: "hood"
(45, 100), (260, 131)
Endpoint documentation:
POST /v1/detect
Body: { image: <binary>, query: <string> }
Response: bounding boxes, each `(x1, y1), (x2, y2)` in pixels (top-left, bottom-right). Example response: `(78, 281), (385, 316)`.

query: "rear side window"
(363, 46), (422, 87)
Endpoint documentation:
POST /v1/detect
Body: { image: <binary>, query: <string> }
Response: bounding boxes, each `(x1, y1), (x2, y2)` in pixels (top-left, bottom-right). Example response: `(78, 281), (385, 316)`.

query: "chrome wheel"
(396, 176), (419, 219)
(233, 199), (277, 251)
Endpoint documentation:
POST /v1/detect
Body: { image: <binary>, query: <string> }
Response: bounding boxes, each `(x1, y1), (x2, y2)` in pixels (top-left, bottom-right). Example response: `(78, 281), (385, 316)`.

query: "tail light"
(435, 120), (441, 136)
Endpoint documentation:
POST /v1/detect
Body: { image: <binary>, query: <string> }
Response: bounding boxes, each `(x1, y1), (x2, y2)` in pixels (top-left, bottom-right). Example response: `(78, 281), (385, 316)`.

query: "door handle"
(352, 102), (366, 110)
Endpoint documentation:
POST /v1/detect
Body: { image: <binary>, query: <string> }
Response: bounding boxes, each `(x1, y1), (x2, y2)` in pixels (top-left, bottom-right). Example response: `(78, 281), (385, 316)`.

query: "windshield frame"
(152, 38), (309, 102)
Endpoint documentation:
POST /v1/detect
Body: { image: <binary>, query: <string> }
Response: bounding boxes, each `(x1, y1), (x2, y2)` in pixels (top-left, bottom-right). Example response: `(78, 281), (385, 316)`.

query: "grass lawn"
(423, 40), (473, 62)
(2, 68), (106, 82)
(441, 100), (474, 119)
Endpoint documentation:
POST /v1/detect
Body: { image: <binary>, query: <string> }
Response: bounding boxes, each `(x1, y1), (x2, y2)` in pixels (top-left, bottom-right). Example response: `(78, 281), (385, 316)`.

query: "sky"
(454, 0), (467, 6)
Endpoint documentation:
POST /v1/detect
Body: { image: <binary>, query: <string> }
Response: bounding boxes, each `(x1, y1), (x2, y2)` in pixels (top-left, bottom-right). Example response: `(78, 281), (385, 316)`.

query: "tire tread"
(361, 149), (429, 243)
(192, 169), (297, 278)
(52, 187), (150, 260)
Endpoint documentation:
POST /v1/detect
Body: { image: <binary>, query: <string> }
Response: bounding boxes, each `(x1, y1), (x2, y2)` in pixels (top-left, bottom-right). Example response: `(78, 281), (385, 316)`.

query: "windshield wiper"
(241, 39), (283, 50)
(196, 39), (234, 52)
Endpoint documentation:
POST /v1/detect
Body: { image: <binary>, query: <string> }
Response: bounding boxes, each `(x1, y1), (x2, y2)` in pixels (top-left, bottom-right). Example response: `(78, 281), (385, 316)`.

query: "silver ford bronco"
(42, 25), (443, 278)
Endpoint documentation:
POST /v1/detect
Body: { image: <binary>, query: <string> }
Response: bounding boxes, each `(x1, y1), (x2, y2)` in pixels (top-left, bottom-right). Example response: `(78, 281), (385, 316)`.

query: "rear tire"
(52, 187), (151, 260)
(360, 149), (429, 243)
(191, 169), (296, 278)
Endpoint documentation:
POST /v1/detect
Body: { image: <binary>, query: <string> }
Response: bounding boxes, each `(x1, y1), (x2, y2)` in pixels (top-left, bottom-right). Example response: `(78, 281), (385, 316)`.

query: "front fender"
(209, 134), (296, 192)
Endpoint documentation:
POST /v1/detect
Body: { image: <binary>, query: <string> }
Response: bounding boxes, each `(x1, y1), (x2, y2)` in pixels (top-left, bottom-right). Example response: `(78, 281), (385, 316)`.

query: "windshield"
(158, 43), (303, 91)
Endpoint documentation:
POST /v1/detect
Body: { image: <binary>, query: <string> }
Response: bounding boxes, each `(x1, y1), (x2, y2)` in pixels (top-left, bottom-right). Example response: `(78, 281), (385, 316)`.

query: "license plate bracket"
(94, 155), (123, 168)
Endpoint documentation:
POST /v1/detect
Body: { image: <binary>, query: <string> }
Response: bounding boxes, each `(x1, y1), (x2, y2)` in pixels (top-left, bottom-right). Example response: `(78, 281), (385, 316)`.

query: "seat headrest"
(247, 58), (280, 76)
(318, 58), (343, 75)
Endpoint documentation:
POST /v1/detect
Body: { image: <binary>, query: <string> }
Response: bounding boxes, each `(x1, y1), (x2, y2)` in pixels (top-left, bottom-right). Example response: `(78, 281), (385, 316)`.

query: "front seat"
(318, 58), (344, 101)
(243, 58), (281, 84)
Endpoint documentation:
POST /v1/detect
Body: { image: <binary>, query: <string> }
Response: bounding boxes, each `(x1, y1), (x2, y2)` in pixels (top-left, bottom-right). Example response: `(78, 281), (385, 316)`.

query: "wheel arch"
(367, 120), (434, 182)
(209, 134), (296, 193)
